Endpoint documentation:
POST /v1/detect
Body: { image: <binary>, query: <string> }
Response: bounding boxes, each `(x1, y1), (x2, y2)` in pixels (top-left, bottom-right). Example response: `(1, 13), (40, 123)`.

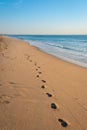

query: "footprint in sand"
(38, 72), (42, 74)
(1, 68), (4, 71)
(30, 60), (32, 62)
(25, 54), (30, 58)
(36, 69), (38, 71)
(58, 119), (68, 127)
(46, 93), (52, 97)
(41, 85), (45, 89)
(34, 62), (37, 66)
(51, 103), (57, 109)
(26, 56), (30, 60)
(9, 82), (16, 85)
(0, 96), (10, 105)
(36, 75), (39, 78)
(3, 100), (10, 104)
(41, 80), (46, 83)
(0, 84), (2, 86)
(38, 66), (40, 68)
(1, 53), (4, 57)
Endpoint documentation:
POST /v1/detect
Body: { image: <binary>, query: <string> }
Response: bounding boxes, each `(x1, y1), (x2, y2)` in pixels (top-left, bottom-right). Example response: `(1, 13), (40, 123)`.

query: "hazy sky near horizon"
(0, 0), (87, 34)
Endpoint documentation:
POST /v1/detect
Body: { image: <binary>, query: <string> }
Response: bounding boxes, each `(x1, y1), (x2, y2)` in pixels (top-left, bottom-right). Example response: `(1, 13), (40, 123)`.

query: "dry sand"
(0, 36), (87, 130)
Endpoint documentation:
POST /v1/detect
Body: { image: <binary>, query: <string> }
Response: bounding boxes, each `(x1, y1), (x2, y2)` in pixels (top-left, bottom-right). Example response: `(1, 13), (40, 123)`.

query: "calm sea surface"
(9, 35), (87, 68)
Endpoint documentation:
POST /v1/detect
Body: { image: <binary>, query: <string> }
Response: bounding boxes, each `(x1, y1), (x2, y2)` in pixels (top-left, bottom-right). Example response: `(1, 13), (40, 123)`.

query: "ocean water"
(9, 35), (87, 68)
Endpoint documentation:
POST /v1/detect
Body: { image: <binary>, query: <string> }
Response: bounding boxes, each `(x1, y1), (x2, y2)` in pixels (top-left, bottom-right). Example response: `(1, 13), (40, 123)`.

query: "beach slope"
(0, 36), (87, 130)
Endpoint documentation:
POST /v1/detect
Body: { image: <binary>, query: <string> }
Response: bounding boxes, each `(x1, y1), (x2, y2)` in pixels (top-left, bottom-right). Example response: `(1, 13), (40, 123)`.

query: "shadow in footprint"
(41, 85), (45, 89)
(4, 100), (10, 104)
(51, 103), (57, 109)
(38, 66), (40, 68)
(38, 72), (42, 74)
(30, 60), (32, 62)
(46, 93), (52, 97)
(58, 119), (68, 127)
(9, 82), (16, 84)
(41, 80), (46, 83)
(36, 75), (39, 78)
(0, 98), (10, 105)
(36, 69), (38, 71)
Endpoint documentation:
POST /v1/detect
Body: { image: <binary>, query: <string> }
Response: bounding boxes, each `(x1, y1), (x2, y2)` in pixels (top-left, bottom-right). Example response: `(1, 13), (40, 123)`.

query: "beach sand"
(0, 36), (87, 130)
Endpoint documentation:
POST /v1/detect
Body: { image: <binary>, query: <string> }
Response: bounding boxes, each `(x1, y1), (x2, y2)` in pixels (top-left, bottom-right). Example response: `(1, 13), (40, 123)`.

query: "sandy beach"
(0, 36), (87, 130)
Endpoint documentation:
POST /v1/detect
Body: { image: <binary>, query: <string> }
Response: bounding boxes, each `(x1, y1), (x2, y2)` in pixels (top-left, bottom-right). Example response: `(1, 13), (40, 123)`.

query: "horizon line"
(1, 34), (87, 36)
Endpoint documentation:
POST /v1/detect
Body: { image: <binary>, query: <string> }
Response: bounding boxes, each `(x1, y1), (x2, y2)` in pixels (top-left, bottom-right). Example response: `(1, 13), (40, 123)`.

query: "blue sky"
(0, 0), (87, 34)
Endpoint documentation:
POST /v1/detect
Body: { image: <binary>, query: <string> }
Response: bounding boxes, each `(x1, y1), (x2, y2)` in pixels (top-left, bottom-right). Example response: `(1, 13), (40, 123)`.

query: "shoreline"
(29, 44), (87, 69)
(0, 36), (87, 130)
(9, 35), (87, 68)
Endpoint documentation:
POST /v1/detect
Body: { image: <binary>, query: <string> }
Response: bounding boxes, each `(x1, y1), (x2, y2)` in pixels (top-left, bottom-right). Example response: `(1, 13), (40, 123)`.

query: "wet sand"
(0, 36), (87, 130)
